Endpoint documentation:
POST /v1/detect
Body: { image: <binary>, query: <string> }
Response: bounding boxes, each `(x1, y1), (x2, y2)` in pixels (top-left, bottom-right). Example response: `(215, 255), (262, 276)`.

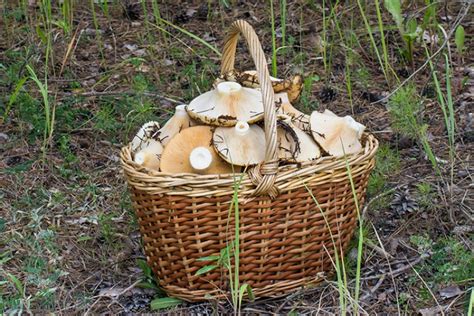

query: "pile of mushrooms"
(130, 71), (366, 175)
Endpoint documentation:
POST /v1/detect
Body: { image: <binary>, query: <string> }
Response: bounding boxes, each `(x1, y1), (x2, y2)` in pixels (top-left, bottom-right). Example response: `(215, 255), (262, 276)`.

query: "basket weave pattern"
(120, 20), (378, 302)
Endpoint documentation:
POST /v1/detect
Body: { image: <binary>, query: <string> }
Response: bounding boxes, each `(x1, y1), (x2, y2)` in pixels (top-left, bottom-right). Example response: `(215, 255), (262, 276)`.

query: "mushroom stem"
(235, 121), (250, 136)
(217, 81), (242, 94)
(189, 147), (213, 172)
(134, 152), (147, 165)
(174, 104), (188, 115)
(133, 139), (162, 170)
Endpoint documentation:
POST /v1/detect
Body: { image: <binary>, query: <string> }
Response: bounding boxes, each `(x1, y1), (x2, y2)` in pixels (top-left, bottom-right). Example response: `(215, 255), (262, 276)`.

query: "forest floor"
(0, 1), (473, 314)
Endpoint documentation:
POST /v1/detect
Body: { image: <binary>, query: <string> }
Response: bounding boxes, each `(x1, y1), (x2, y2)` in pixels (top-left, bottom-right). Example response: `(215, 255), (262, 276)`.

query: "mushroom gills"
(216, 70), (303, 103)
(277, 116), (321, 162)
(186, 81), (264, 127)
(131, 121), (161, 152)
(310, 110), (365, 157)
(160, 126), (236, 174)
(275, 92), (310, 132)
(213, 121), (266, 166)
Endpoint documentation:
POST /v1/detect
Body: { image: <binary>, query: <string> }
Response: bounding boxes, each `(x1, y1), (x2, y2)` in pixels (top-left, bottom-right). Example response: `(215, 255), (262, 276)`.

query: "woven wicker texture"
(120, 20), (379, 301)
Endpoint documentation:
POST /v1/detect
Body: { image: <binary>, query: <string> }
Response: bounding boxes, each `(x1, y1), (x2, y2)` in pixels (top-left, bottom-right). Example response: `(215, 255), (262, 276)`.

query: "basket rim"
(120, 133), (378, 197)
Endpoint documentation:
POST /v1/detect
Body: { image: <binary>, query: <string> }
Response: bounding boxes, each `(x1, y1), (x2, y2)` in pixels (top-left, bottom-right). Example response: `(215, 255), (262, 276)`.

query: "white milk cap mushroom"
(160, 126), (235, 174)
(186, 81), (264, 126)
(241, 71), (303, 102)
(158, 104), (195, 146)
(277, 116), (321, 162)
(133, 139), (163, 170)
(310, 111), (364, 158)
(131, 121), (161, 152)
(213, 121), (266, 166)
(275, 92), (310, 131)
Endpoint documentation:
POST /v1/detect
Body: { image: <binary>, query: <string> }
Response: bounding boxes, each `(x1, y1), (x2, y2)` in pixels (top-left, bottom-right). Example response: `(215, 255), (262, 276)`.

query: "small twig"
(360, 275), (385, 301)
(362, 253), (430, 281)
(84, 279), (141, 315)
(371, 3), (471, 105)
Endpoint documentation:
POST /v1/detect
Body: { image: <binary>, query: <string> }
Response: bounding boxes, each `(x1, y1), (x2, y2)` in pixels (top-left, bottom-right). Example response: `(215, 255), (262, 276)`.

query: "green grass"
(270, 0), (277, 77)
(387, 84), (440, 174)
(410, 235), (474, 290)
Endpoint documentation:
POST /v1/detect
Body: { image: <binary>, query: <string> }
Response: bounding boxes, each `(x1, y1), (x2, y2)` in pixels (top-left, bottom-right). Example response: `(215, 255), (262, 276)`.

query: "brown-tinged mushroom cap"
(131, 121), (161, 152)
(133, 139), (163, 170)
(158, 104), (195, 146)
(277, 116), (321, 162)
(310, 111), (365, 158)
(240, 70), (303, 103)
(186, 81), (264, 126)
(275, 92), (310, 132)
(213, 121), (265, 166)
(160, 126), (235, 174)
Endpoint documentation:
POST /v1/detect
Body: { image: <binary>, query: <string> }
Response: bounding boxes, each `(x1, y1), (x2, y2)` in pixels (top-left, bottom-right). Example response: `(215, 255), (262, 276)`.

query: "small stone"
(439, 285), (462, 299)
(0, 132), (8, 142)
(124, 44), (138, 52)
(133, 49), (146, 57)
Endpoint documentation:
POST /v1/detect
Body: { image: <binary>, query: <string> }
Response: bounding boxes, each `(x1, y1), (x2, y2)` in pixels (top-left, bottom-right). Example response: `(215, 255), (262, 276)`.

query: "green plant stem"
(356, 0), (390, 85)
(375, 0), (399, 84)
(280, 0), (286, 48)
(158, 18), (221, 56)
(344, 155), (363, 315)
(270, 0), (277, 77)
(304, 183), (347, 314)
(233, 179), (240, 313)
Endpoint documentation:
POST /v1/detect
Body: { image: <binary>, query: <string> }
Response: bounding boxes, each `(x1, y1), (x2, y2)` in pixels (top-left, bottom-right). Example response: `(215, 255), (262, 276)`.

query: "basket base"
(161, 273), (328, 302)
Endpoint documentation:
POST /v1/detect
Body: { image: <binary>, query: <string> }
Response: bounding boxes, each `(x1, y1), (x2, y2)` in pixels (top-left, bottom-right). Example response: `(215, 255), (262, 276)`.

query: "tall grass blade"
(304, 183), (347, 314)
(150, 297), (182, 310)
(375, 0), (399, 83)
(280, 0), (287, 48)
(158, 18), (221, 56)
(356, 0), (390, 84)
(2, 77), (27, 121)
(343, 152), (363, 315)
(270, 0), (277, 77)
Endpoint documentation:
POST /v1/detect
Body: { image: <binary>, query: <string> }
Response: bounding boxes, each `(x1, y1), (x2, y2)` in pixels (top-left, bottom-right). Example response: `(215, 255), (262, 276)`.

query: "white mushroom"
(131, 121), (161, 152)
(186, 81), (264, 126)
(133, 139), (163, 170)
(240, 70), (303, 103)
(310, 111), (365, 158)
(277, 116), (321, 162)
(160, 126), (235, 174)
(158, 104), (195, 146)
(213, 121), (266, 166)
(275, 92), (310, 131)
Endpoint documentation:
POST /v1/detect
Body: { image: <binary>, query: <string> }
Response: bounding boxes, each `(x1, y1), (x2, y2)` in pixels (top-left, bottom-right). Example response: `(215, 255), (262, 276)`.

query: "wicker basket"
(120, 20), (378, 302)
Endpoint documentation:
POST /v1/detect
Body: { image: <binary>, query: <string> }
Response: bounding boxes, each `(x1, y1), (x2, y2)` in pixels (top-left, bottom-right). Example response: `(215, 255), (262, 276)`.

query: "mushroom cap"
(133, 139), (163, 170)
(158, 104), (195, 146)
(241, 70), (303, 103)
(160, 126), (235, 174)
(310, 111), (364, 157)
(186, 81), (264, 126)
(213, 121), (266, 166)
(275, 92), (310, 131)
(131, 121), (161, 152)
(277, 116), (320, 162)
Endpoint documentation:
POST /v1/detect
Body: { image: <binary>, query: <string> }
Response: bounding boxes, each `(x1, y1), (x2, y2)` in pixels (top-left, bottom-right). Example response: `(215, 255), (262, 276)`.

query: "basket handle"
(221, 20), (279, 197)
